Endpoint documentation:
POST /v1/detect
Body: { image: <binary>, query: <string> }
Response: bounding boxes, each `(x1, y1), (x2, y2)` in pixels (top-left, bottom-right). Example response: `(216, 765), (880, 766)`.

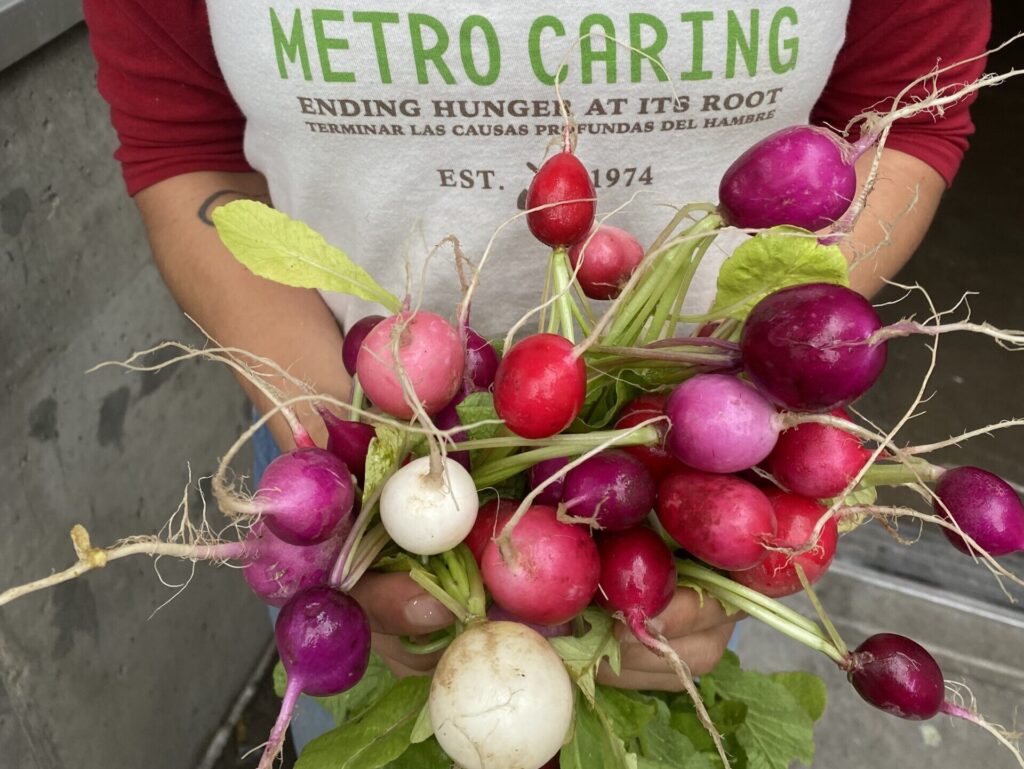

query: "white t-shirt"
(205, 2), (850, 337)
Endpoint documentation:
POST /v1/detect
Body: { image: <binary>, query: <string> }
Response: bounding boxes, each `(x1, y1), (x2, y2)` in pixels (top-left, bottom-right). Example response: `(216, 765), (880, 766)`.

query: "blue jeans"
(253, 423), (337, 752)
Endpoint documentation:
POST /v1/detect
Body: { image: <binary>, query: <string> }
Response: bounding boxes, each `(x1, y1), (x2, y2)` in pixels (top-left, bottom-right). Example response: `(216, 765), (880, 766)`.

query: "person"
(82, 0), (990, 735)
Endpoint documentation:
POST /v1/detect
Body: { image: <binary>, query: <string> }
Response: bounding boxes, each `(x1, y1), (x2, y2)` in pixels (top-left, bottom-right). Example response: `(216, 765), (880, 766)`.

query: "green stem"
(399, 628), (455, 655)
(550, 248), (576, 343)
(795, 565), (849, 658)
(408, 568), (471, 624)
(861, 460), (943, 487)
(440, 549), (471, 604)
(350, 377), (365, 421)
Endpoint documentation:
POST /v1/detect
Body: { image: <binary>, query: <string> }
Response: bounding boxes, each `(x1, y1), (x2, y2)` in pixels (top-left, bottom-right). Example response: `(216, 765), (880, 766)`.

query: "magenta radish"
(241, 522), (344, 607)
(567, 224), (645, 300)
(464, 498), (518, 564)
(254, 448), (355, 545)
(355, 310), (465, 419)
(528, 456), (570, 505)
(718, 125), (858, 231)
(665, 374), (780, 473)
(486, 604), (572, 638)
(258, 586), (371, 769)
(561, 450), (656, 531)
(432, 401), (471, 471)
(493, 333), (586, 439)
(316, 405), (375, 484)
(595, 527), (676, 629)
(526, 150), (596, 248)
(729, 490), (837, 598)
(379, 456), (479, 556)
(847, 633), (944, 720)
(463, 327), (500, 392)
(741, 283), (887, 411)
(934, 467), (1024, 556)
(656, 470), (776, 571)
(766, 408), (872, 498)
(341, 314), (385, 376)
(429, 621), (573, 769)
(614, 394), (683, 481)
(481, 505), (600, 625)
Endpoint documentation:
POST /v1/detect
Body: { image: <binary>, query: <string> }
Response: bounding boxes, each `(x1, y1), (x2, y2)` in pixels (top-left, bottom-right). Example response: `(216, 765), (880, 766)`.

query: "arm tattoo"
(197, 189), (272, 225)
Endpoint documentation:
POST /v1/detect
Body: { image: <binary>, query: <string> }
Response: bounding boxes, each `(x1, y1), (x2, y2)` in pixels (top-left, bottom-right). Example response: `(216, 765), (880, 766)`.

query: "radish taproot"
(355, 310), (465, 419)
(493, 333), (586, 439)
(257, 586), (371, 769)
(482, 505), (599, 625)
(562, 450), (656, 531)
(254, 448), (355, 545)
(934, 467), (1024, 556)
(526, 150), (595, 248)
(429, 621), (573, 769)
(567, 224), (645, 299)
(379, 456), (479, 556)
(657, 470), (776, 571)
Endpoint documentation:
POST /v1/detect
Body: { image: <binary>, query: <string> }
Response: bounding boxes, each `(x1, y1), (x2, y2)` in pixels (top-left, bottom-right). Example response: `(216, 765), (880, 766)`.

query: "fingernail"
(403, 596), (449, 629)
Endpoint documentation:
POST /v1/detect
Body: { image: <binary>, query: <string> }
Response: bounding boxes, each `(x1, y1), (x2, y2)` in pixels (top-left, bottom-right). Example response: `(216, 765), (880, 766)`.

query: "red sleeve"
(82, 0), (253, 195)
(811, 0), (992, 186)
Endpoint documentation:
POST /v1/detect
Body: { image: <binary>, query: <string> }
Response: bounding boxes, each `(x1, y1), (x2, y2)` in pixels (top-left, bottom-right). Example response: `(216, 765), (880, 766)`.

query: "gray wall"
(0, 26), (269, 769)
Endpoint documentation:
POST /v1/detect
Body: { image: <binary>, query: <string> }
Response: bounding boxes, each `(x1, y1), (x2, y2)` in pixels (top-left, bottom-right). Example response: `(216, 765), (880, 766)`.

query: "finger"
(645, 587), (737, 638)
(604, 623), (736, 684)
(371, 633), (445, 677)
(349, 571), (455, 636)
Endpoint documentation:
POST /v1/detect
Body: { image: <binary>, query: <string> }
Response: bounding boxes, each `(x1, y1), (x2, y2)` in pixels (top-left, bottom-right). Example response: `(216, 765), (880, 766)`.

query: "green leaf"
(454, 391), (502, 441)
(638, 717), (713, 769)
(363, 425), (405, 499)
(274, 652), (397, 728)
(379, 737), (450, 769)
(550, 608), (621, 707)
(212, 200), (401, 311)
(408, 702), (434, 744)
(596, 687), (658, 743)
(769, 672), (828, 722)
(295, 676), (431, 769)
(711, 227), (849, 320)
(832, 483), (878, 533)
(561, 693), (638, 769)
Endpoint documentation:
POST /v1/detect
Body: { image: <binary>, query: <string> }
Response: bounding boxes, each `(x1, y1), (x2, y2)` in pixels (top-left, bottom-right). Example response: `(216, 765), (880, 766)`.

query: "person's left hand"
(597, 587), (739, 691)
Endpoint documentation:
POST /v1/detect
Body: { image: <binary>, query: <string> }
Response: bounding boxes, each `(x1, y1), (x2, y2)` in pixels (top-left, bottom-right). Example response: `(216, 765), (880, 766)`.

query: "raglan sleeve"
(82, 0), (254, 195)
(811, 0), (992, 186)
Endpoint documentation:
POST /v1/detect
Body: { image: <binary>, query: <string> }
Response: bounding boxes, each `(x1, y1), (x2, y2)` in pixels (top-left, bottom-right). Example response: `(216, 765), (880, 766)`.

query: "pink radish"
(567, 224), (645, 299)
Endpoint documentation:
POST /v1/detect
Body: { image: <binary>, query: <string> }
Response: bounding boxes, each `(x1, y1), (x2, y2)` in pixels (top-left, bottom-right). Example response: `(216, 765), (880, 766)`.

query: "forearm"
(843, 148), (946, 298)
(135, 171), (350, 449)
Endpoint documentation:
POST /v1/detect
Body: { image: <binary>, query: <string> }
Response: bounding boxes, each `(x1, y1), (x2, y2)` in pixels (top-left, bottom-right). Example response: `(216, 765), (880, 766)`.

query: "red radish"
(464, 498), (518, 564)
(341, 314), (385, 376)
(729, 491), (837, 598)
(656, 470), (776, 571)
(614, 394), (682, 481)
(493, 334), (586, 439)
(463, 327), (500, 392)
(741, 283), (887, 412)
(316, 405), (375, 484)
(528, 456), (570, 506)
(561, 450), (656, 531)
(595, 527), (676, 630)
(481, 505), (600, 625)
(241, 522), (345, 607)
(567, 224), (645, 300)
(257, 586), (371, 769)
(665, 374), (780, 473)
(254, 448), (355, 545)
(526, 150), (596, 248)
(356, 311), (465, 419)
(847, 633), (944, 720)
(718, 125), (858, 231)
(766, 409), (871, 498)
(934, 467), (1024, 556)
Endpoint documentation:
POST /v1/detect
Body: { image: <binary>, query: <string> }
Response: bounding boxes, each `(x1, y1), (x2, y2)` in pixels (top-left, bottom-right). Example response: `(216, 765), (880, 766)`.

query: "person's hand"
(349, 571), (456, 677)
(597, 587), (739, 691)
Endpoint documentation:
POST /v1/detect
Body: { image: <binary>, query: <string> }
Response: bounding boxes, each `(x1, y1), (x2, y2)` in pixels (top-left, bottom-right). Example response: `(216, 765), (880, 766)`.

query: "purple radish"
(255, 447), (355, 545)
(316, 405), (375, 484)
(567, 224), (645, 300)
(741, 283), (887, 412)
(718, 125), (858, 231)
(464, 327), (500, 392)
(433, 400), (471, 471)
(657, 469), (776, 571)
(934, 467), (1024, 556)
(257, 586), (371, 769)
(342, 314), (385, 376)
(596, 527), (676, 636)
(528, 456), (570, 505)
(665, 373), (780, 473)
(561, 450), (656, 531)
(241, 521), (345, 607)
(847, 633), (944, 720)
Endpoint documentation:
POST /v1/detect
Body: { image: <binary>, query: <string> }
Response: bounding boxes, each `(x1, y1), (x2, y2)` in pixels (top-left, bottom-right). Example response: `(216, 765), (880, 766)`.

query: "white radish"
(429, 621), (573, 769)
(379, 456), (479, 556)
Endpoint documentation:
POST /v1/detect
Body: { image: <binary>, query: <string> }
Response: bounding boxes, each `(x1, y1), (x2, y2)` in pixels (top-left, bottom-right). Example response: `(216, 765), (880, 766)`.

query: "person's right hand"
(349, 571), (457, 677)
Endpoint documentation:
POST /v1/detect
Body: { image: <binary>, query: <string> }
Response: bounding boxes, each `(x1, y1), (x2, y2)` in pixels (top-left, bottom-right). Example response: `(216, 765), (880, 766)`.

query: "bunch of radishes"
(5, 70), (1024, 769)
